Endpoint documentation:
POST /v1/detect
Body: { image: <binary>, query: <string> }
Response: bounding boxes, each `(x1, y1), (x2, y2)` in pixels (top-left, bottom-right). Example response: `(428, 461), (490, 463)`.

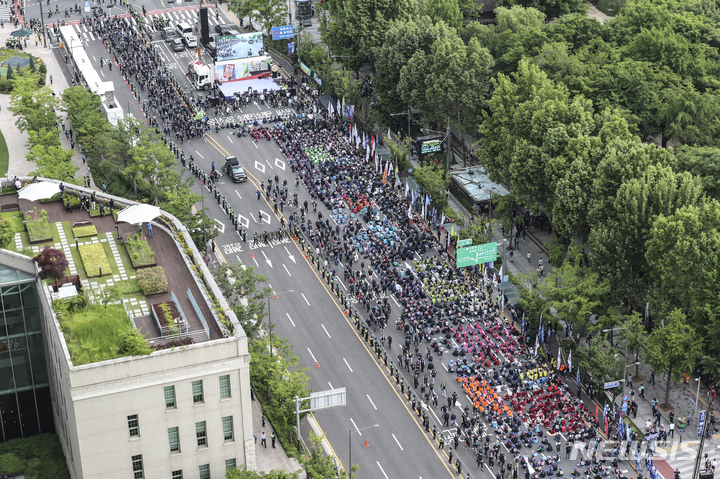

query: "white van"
(176, 22), (193, 41)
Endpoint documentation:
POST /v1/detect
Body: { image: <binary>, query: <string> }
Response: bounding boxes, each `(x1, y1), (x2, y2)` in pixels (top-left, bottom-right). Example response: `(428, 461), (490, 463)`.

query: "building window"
(172, 471), (183, 479)
(196, 421), (207, 447)
(219, 375), (231, 398)
(199, 464), (210, 479)
(222, 416), (234, 442)
(164, 385), (176, 409)
(168, 427), (180, 453)
(192, 380), (204, 404)
(127, 414), (140, 438)
(225, 459), (237, 471)
(131, 455), (144, 479)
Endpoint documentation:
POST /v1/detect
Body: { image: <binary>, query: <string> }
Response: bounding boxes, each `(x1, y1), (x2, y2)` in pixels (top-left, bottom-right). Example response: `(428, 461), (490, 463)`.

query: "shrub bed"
(78, 243), (111, 277)
(137, 266), (168, 295)
(152, 300), (179, 327)
(24, 209), (53, 243)
(72, 225), (97, 238)
(125, 233), (156, 268)
(0, 433), (70, 479)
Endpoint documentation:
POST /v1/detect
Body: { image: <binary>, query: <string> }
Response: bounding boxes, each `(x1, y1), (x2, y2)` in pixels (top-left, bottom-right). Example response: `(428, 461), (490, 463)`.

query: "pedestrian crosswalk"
(0, 4), (12, 22)
(658, 440), (717, 479)
(70, 8), (224, 42)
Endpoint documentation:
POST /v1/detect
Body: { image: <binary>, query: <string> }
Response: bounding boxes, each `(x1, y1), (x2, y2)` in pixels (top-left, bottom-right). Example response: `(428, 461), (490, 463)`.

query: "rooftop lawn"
(55, 300), (149, 366)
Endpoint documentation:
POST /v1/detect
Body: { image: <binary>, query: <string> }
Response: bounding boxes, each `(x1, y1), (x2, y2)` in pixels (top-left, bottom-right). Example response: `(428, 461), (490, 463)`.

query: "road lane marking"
(392, 433), (403, 450)
(302, 293), (310, 305)
(283, 264), (291, 276)
(350, 418), (362, 436)
(227, 136), (233, 143)
(322, 324), (331, 338)
(235, 190), (242, 200)
(195, 150), (204, 159)
(307, 348), (317, 363)
(252, 255), (258, 267)
(255, 160), (265, 172)
(328, 382), (333, 389)
(377, 462), (389, 479)
(343, 358), (353, 372)
(367, 394), (377, 410)
(286, 313), (295, 327)
(265, 158), (274, 169)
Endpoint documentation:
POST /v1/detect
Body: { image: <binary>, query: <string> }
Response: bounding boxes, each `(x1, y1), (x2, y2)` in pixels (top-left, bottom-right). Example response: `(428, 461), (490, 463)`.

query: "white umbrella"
(116, 204), (161, 224)
(18, 182), (61, 201)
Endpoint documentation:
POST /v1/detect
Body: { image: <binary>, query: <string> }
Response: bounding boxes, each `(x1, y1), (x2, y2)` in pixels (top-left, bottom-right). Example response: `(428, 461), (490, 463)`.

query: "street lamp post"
(603, 326), (630, 399)
(390, 109), (413, 166)
(694, 377), (700, 421)
(348, 424), (379, 477)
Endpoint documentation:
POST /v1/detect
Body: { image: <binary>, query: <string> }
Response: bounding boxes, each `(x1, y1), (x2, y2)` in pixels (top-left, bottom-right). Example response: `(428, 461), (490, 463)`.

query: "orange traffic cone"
(364, 440), (369, 447)
(252, 253), (255, 259)
(316, 362), (320, 368)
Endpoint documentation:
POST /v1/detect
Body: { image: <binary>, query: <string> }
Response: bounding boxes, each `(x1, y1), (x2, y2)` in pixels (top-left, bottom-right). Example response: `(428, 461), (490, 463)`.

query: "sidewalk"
(619, 362), (720, 479)
(0, 28), (94, 187)
(250, 395), (305, 477)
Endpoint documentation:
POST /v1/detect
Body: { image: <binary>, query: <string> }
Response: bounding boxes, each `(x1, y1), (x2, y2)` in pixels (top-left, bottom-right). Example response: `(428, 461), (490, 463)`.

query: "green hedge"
(78, 243), (111, 277)
(137, 266), (168, 295)
(0, 434), (70, 479)
(72, 225), (97, 238)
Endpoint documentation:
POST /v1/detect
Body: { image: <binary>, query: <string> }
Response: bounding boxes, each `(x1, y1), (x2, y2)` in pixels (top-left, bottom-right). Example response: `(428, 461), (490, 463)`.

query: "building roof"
(451, 167), (510, 204)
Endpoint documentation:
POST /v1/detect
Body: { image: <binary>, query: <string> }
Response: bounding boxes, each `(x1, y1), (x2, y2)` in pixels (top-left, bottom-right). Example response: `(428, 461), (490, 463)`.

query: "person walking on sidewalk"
(260, 432), (267, 447)
(527, 251), (532, 263)
(271, 432), (276, 448)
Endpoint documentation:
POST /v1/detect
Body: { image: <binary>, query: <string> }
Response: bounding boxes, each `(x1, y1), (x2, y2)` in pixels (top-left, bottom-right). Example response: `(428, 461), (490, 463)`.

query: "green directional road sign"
(456, 242), (498, 268)
(457, 238), (473, 248)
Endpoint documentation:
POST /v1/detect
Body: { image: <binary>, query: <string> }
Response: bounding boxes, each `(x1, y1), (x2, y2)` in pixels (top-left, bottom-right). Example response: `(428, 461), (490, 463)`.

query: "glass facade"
(0, 265), (54, 443)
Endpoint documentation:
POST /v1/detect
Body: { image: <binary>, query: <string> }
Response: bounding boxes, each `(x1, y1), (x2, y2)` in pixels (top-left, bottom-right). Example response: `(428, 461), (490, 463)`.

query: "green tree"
(589, 163), (704, 304)
(63, 86), (110, 151)
(516, 277), (550, 335)
(227, 0), (288, 36)
(249, 336), (311, 452)
(457, 216), (493, 247)
(540, 245), (611, 347)
(99, 286), (122, 311)
(575, 335), (621, 400)
(645, 309), (703, 408)
(26, 143), (78, 181)
(494, 5), (545, 34)
(411, 164), (450, 209)
(161, 186), (218, 252)
(645, 201), (720, 316)
(323, 0), (415, 62)
(374, 17), (452, 113)
(675, 146), (720, 200)
(6, 64), (13, 81)
(301, 432), (352, 478)
(479, 60), (595, 215)
(424, 0), (462, 29)
(495, 0), (585, 19)
(9, 71), (60, 133)
(422, 35), (494, 166)
(117, 329), (152, 357)
(623, 311), (645, 378)
(212, 262), (271, 338)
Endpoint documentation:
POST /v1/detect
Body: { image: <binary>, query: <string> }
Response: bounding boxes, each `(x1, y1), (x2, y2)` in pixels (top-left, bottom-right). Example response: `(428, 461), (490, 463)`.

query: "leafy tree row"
(9, 73), (78, 181)
(62, 87), (218, 251)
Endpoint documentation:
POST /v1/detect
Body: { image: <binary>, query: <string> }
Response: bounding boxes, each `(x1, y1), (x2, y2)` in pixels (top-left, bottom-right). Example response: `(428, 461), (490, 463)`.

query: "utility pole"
(692, 385), (716, 479)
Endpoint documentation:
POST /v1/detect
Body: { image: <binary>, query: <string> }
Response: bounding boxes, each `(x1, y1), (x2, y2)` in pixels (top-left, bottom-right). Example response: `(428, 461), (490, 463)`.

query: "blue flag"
(626, 419), (632, 442)
(576, 367), (580, 387)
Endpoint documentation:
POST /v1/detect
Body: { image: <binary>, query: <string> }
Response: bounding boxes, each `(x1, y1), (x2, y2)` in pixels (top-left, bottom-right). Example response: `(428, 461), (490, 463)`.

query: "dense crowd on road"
(262, 115), (643, 478)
